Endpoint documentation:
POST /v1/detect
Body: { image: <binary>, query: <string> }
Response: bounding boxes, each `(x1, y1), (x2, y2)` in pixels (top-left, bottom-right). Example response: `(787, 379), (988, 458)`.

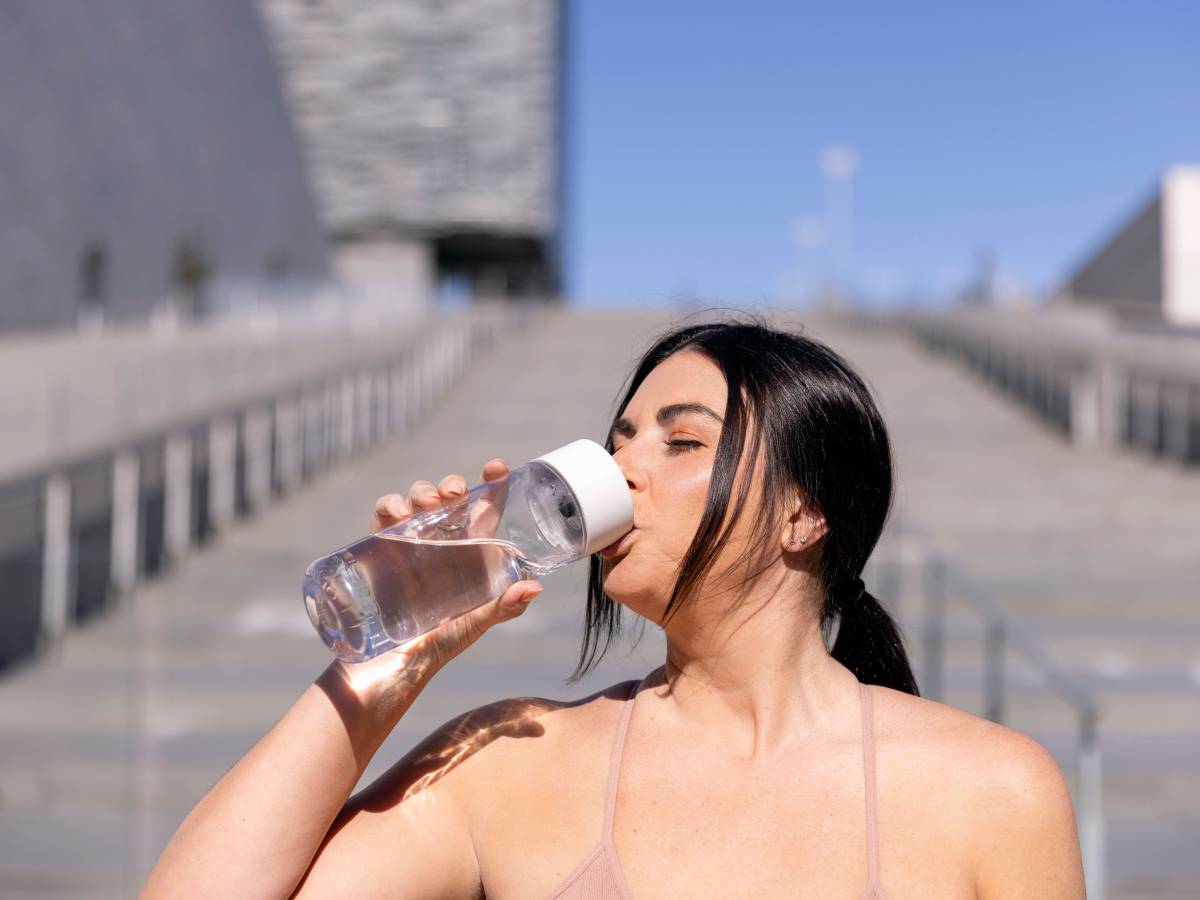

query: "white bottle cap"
(533, 438), (634, 556)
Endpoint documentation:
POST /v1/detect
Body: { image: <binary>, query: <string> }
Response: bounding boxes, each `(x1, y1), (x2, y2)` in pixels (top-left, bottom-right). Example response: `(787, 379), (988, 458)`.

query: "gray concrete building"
(1055, 166), (1200, 326)
(257, 0), (565, 306)
(0, 1), (331, 333)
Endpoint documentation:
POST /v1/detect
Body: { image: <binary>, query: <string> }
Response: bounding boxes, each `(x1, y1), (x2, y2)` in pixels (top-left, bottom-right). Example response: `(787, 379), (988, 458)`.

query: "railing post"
(355, 370), (372, 450)
(420, 338), (434, 413)
(1162, 382), (1193, 464)
(324, 381), (340, 464)
(318, 385), (333, 468)
(40, 471), (72, 646)
(921, 555), (945, 702)
(274, 397), (302, 495)
(374, 369), (390, 439)
(1069, 369), (1102, 448)
(456, 321), (469, 380)
(877, 556), (903, 620)
(1077, 706), (1106, 900)
(207, 416), (237, 532)
(404, 350), (420, 432)
(1097, 359), (1128, 449)
(389, 363), (405, 436)
(435, 327), (449, 396)
(243, 406), (273, 512)
(339, 375), (356, 458)
(1130, 376), (1163, 456)
(299, 390), (317, 479)
(983, 617), (1005, 724)
(110, 449), (141, 599)
(163, 431), (192, 563)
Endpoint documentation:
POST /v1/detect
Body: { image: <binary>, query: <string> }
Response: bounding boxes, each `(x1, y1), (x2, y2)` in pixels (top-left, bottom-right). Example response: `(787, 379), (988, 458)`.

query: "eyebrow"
(609, 403), (725, 441)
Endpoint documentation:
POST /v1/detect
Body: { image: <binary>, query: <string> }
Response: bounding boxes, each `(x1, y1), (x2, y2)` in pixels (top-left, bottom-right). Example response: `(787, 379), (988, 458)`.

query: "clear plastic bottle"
(302, 438), (633, 662)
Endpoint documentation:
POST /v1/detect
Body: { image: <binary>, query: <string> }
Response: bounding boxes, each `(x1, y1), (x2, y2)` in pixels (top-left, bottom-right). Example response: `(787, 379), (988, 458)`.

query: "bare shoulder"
(869, 685), (1085, 896)
(869, 684), (1075, 808)
(351, 677), (639, 814)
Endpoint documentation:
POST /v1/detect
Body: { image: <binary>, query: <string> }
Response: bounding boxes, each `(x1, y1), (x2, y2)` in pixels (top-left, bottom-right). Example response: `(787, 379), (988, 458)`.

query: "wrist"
(317, 655), (437, 736)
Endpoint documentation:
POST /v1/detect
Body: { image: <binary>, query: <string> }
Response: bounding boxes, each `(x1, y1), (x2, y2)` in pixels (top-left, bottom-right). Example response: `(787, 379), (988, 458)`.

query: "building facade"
(257, 0), (564, 304)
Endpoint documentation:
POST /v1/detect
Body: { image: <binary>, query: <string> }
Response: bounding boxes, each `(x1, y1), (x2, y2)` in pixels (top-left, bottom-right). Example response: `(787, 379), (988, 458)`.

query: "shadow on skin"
(324, 679), (641, 819)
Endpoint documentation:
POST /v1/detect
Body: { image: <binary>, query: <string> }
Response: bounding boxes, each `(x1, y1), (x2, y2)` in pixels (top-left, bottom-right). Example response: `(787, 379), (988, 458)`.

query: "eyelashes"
(611, 439), (704, 455)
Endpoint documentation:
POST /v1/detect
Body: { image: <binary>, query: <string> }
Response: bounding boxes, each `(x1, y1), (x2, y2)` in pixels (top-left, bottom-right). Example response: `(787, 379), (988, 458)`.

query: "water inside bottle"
(365, 533), (546, 641)
(307, 532), (552, 659)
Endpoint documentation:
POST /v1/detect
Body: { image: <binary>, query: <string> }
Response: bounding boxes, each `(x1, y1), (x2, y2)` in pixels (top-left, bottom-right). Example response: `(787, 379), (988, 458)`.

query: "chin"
(599, 560), (633, 595)
(600, 566), (662, 617)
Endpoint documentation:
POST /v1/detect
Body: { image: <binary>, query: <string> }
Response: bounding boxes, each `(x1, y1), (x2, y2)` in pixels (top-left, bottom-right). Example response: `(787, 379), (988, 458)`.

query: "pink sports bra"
(546, 672), (890, 899)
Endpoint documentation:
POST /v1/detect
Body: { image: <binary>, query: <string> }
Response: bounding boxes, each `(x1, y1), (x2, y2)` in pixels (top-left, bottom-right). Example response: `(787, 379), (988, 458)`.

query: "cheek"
(655, 463), (712, 546)
(677, 463), (714, 516)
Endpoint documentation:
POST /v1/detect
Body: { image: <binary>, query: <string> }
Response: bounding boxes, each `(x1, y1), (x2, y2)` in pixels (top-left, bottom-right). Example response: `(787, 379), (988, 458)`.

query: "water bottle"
(302, 438), (633, 662)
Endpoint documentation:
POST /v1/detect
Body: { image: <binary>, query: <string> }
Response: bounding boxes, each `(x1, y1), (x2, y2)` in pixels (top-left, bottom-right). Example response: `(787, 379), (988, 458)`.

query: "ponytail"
(828, 578), (920, 696)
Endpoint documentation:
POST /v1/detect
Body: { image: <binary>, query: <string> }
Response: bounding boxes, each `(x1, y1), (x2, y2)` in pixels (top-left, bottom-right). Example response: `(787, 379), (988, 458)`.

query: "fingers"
(403, 578), (544, 671)
(492, 579), (544, 622)
(371, 458), (509, 533)
(447, 580), (545, 648)
(371, 492), (410, 532)
(480, 458), (509, 482)
(438, 474), (468, 498)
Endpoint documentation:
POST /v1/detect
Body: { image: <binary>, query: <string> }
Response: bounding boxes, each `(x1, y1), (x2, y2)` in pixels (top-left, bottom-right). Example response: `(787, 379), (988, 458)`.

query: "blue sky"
(563, 1), (1200, 308)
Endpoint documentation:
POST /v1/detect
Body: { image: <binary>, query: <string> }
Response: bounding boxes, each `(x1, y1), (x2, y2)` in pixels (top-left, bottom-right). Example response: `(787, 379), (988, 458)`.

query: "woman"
(144, 315), (1086, 898)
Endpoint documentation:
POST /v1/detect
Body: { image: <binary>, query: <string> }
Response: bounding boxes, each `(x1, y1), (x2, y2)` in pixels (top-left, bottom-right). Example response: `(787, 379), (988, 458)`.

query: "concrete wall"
(332, 238), (434, 315)
(0, 1), (331, 333)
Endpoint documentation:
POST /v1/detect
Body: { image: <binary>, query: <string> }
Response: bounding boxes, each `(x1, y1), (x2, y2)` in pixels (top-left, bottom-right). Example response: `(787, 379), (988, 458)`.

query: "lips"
(599, 526), (637, 558)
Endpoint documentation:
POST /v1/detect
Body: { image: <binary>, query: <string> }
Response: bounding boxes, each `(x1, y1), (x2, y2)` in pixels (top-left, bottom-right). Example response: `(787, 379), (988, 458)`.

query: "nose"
(610, 443), (642, 497)
(609, 461), (638, 531)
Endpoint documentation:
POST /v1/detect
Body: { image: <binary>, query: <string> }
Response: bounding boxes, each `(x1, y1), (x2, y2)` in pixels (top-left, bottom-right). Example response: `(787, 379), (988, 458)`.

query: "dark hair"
(570, 310), (919, 695)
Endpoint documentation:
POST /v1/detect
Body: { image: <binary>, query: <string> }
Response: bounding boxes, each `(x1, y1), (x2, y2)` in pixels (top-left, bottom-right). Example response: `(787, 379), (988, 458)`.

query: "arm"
(142, 660), (461, 899)
(141, 460), (543, 899)
(973, 731), (1087, 899)
(292, 693), (555, 899)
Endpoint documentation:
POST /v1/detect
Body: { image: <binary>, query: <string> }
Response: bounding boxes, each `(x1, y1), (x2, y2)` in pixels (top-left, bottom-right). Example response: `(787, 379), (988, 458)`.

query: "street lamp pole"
(819, 145), (859, 301)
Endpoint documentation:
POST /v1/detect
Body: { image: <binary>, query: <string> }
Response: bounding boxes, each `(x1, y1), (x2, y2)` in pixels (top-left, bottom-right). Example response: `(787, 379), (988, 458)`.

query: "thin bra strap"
(602, 671), (653, 832)
(859, 680), (882, 887)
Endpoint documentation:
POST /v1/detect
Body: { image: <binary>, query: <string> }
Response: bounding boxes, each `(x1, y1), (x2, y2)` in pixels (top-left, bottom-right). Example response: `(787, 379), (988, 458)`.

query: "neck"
(652, 575), (859, 759)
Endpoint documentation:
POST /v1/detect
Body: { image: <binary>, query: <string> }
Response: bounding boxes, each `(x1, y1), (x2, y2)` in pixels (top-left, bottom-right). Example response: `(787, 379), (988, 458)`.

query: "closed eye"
(666, 439), (702, 454)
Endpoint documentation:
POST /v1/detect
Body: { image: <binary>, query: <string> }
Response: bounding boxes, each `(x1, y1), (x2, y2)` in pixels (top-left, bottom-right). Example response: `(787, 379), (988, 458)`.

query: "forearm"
(141, 660), (430, 899)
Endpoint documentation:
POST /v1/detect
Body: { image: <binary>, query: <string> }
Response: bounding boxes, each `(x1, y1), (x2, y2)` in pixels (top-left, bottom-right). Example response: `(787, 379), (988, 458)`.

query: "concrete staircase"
(0, 308), (1195, 898)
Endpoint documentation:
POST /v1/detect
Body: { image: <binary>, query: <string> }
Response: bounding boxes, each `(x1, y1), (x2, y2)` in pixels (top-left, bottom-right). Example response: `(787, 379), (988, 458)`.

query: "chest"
(475, 729), (975, 900)
(608, 742), (881, 898)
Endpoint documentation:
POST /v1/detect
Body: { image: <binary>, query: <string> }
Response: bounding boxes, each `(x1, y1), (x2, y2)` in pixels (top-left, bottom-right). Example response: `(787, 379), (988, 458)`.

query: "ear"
(781, 490), (828, 552)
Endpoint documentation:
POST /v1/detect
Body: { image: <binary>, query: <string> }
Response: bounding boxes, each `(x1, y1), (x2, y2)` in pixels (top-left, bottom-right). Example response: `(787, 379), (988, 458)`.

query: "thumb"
(492, 579), (545, 623)
(441, 579), (543, 647)
(409, 580), (546, 671)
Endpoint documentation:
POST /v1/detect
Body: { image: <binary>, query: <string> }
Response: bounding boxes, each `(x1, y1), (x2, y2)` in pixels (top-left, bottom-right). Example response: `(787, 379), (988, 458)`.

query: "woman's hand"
(339, 457), (545, 706)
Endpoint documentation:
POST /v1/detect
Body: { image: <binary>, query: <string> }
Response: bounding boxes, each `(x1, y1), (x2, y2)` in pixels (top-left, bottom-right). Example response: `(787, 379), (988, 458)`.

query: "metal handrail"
(868, 516), (1105, 899)
(1, 300), (540, 672)
(902, 306), (1200, 466)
